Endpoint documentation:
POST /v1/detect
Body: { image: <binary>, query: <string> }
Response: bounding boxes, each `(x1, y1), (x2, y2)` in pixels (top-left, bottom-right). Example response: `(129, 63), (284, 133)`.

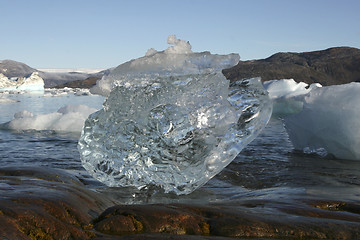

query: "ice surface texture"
(0, 72), (44, 92)
(263, 79), (322, 117)
(79, 74), (271, 194)
(1, 105), (97, 133)
(265, 79), (360, 161)
(90, 35), (240, 97)
(284, 82), (360, 160)
(78, 35), (272, 194)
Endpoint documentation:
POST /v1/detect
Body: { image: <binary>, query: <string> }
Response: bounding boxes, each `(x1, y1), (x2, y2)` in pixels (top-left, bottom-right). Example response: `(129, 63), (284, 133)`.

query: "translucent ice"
(284, 82), (360, 160)
(1, 105), (97, 133)
(263, 79), (322, 117)
(78, 36), (272, 194)
(90, 35), (240, 96)
(0, 72), (44, 92)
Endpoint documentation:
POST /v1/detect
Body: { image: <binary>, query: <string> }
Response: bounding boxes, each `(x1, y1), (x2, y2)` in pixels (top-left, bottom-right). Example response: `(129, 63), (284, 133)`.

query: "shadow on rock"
(1, 166), (360, 239)
(0, 166), (115, 239)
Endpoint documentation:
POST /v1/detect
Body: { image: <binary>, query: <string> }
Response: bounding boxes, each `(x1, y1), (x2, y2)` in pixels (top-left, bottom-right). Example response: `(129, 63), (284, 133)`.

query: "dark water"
(1, 93), (360, 205)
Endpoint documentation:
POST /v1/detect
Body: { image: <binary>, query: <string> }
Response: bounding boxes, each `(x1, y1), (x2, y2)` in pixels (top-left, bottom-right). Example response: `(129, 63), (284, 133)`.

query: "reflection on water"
(1, 93), (360, 205)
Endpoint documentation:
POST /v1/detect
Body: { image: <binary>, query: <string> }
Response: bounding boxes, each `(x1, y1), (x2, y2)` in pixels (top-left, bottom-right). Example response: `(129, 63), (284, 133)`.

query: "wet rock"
(0, 166), (114, 239)
(94, 204), (207, 236)
(1, 166), (360, 239)
(93, 201), (360, 239)
(93, 234), (234, 239)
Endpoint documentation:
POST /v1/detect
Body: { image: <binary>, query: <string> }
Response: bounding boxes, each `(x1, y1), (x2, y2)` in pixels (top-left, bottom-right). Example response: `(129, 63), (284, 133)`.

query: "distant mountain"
(0, 59), (109, 88)
(223, 47), (360, 86)
(59, 47), (360, 89)
(3, 47), (360, 89)
(0, 60), (36, 78)
(39, 71), (96, 88)
(53, 76), (100, 89)
(52, 68), (113, 89)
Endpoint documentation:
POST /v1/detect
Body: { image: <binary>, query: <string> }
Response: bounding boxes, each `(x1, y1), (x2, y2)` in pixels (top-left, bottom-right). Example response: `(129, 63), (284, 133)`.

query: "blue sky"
(1, 0), (359, 69)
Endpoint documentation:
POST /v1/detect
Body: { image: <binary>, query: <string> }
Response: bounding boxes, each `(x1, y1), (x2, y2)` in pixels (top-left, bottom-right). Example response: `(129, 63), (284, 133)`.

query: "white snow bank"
(0, 72), (45, 92)
(1, 105), (98, 133)
(283, 82), (360, 160)
(91, 35), (240, 96)
(263, 79), (322, 117)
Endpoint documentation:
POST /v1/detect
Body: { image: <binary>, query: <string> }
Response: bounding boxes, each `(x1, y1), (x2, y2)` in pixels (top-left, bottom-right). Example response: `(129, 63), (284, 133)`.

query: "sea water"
(1, 93), (360, 204)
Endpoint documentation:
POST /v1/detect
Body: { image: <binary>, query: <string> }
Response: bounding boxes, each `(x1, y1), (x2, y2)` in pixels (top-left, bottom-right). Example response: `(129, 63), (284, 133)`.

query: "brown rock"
(54, 76), (100, 89)
(92, 234), (233, 240)
(0, 166), (114, 239)
(1, 166), (360, 239)
(93, 201), (360, 239)
(94, 204), (206, 236)
(223, 47), (360, 86)
(92, 233), (234, 239)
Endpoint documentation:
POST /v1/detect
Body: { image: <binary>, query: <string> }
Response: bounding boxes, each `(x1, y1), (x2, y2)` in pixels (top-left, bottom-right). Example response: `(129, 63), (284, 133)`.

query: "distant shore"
(38, 68), (106, 74)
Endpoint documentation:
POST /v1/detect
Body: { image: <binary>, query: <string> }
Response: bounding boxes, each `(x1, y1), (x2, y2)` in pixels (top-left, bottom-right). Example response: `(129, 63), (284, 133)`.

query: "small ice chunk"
(165, 34), (192, 54)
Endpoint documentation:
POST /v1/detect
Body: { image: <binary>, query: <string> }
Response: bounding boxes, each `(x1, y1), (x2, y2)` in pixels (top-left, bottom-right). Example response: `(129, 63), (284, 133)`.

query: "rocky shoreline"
(1, 166), (360, 239)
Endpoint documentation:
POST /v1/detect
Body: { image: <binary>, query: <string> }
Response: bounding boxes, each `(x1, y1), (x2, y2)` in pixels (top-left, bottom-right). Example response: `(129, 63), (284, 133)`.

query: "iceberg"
(1, 105), (97, 133)
(78, 35), (272, 195)
(263, 79), (322, 117)
(0, 72), (45, 92)
(264, 79), (360, 160)
(283, 82), (360, 160)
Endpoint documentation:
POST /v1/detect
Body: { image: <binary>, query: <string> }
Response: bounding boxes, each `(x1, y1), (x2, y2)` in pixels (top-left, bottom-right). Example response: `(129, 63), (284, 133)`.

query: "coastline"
(1, 166), (360, 239)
